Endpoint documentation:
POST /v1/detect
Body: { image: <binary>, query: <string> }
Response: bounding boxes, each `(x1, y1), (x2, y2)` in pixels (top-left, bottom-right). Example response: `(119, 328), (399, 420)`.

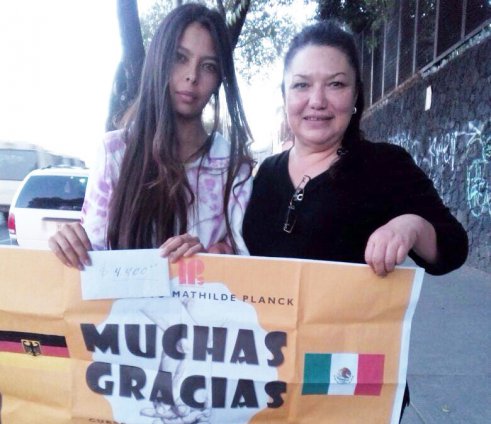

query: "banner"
(0, 247), (423, 424)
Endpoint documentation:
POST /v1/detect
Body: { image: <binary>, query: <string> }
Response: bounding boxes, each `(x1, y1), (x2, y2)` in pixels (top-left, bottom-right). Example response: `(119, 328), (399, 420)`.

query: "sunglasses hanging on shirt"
(283, 175), (311, 234)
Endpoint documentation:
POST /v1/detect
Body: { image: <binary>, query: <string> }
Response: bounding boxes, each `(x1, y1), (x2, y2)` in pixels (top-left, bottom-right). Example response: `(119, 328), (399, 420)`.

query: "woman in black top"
(242, 21), (468, 421)
(243, 140), (467, 275)
(243, 21), (467, 277)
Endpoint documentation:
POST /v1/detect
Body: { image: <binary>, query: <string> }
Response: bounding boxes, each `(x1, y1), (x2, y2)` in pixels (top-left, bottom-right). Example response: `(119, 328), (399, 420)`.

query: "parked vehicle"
(8, 167), (89, 249)
(0, 141), (86, 220)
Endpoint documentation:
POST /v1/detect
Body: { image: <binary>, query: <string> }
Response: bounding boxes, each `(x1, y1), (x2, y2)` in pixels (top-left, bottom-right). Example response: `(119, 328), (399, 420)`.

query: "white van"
(0, 141), (72, 220)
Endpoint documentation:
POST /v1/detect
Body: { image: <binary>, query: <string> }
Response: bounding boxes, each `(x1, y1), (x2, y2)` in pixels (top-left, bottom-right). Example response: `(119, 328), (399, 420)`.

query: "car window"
(16, 175), (88, 210)
(0, 149), (38, 180)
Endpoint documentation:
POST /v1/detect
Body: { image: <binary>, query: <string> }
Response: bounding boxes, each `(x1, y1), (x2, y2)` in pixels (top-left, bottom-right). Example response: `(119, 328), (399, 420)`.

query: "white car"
(8, 167), (89, 248)
(0, 141), (86, 221)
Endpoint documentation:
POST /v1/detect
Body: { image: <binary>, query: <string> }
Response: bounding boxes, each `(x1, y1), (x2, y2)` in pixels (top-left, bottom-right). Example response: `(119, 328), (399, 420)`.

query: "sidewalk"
(401, 263), (491, 424)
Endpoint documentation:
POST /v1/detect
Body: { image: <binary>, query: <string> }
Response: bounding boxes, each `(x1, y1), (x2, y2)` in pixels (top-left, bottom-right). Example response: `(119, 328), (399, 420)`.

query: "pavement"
(401, 262), (491, 424)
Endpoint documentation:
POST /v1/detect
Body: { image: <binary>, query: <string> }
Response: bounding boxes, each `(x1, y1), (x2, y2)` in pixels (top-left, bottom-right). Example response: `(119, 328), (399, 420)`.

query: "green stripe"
(302, 353), (331, 395)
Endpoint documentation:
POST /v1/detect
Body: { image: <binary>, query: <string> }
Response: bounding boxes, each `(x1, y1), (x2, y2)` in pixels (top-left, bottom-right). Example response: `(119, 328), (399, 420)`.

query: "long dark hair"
(107, 3), (253, 251)
(282, 20), (365, 151)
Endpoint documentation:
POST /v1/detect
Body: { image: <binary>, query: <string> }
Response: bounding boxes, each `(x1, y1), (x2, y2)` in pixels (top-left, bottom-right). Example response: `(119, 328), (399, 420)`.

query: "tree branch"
(106, 0), (145, 130)
(215, 0), (226, 20)
(226, 0), (251, 50)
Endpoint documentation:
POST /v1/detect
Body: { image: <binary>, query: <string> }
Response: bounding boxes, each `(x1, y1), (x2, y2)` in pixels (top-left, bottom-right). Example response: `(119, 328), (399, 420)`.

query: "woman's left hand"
(364, 214), (437, 276)
(159, 233), (204, 263)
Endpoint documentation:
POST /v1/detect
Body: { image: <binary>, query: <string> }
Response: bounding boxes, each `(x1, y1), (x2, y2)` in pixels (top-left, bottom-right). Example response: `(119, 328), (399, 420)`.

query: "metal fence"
(357, 0), (491, 108)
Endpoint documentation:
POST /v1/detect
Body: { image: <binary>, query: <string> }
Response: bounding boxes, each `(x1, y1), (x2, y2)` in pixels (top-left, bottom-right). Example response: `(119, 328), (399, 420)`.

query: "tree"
(106, 0), (145, 131)
(140, 0), (174, 48)
(233, 0), (310, 79)
(317, 0), (394, 33)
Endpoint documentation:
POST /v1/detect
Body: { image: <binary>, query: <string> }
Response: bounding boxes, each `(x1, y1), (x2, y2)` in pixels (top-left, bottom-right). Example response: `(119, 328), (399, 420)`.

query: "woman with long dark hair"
(49, 3), (253, 268)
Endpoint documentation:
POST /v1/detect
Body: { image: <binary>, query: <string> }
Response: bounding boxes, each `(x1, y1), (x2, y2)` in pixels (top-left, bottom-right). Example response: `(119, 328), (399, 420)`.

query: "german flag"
(0, 330), (69, 358)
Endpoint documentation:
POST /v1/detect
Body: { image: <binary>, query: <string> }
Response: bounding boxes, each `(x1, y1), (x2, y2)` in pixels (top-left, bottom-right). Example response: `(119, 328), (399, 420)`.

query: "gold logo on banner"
(21, 339), (42, 356)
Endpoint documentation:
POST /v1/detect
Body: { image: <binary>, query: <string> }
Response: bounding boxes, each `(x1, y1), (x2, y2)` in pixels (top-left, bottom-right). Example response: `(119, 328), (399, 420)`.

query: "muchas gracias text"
(81, 323), (287, 409)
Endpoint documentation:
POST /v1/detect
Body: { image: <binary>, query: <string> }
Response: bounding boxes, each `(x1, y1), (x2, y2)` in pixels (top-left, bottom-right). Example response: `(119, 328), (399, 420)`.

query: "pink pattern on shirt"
(81, 130), (252, 253)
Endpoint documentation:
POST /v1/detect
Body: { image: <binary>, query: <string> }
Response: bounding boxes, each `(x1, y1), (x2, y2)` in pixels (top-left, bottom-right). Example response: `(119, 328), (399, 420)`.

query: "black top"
(243, 140), (468, 275)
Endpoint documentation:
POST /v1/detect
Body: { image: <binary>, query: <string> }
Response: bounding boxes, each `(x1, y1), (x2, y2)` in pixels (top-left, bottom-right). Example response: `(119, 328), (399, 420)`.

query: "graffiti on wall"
(466, 121), (491, 217)
(388, 119), (490, 218)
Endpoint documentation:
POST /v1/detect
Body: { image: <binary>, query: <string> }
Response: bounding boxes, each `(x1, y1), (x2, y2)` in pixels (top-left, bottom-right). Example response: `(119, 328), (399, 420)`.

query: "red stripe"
(0, 341), (69, 357)
(0, 341), (24, 354)
(41, 346), (70, 358)
(354, 354), (384, 395)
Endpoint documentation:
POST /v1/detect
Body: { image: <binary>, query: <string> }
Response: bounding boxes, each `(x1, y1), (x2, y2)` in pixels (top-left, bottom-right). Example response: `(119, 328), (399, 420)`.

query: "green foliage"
(317, 0), (394, 33)
(234, 0), (314, 81)
(140, 0), (174, 49)
(139, 0), (315, 81)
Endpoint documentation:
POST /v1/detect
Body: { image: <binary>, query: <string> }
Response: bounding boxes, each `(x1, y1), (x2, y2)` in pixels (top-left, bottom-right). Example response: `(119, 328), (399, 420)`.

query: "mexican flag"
(303, 352), (385, 396)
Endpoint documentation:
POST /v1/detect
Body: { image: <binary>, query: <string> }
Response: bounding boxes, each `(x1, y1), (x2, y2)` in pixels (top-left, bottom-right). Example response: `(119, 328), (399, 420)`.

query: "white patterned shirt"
(81, 130), (252, 254)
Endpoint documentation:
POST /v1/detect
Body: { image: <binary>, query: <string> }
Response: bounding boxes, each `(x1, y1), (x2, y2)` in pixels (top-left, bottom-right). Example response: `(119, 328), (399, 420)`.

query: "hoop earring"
(352, 106), (357, 115)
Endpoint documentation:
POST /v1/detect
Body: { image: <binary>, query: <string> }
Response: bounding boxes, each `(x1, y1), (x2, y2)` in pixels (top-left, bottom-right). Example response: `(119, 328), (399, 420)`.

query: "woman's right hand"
(48, 222), (92, 270)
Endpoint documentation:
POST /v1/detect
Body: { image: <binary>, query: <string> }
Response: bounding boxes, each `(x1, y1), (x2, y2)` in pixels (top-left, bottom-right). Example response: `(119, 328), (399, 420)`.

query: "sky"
(0, 0), (315, 166)
(0, 1), (120, 165)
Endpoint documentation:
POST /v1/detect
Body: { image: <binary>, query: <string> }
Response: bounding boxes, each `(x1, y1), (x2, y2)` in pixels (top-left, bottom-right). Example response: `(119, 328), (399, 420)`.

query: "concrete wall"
(361, 36), (490, 272)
